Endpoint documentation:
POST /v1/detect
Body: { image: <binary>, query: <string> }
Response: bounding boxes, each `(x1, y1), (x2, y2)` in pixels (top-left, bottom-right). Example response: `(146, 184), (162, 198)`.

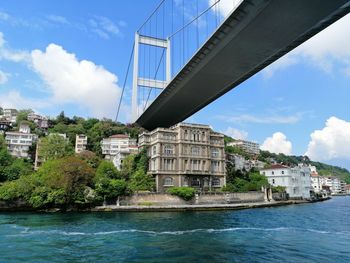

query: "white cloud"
(0, 32), (31, 63)
(89, 16), (122, 39)
(31, 43), (121, 118)
(0, 90), (49, 110)
(305, 117), (350, 161)
(264, 13), (350, 77)
(217, 113), (302, 125)
(261, 132), (292, 155)
(46, 15), (69, 25)
(209, 0), (242, 18)
(223, 127), (248, 140)
(0, 70), (8, 84)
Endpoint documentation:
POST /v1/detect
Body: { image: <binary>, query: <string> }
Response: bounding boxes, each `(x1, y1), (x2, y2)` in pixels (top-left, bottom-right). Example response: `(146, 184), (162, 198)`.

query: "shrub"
(168, 187), (195, 201)
(272, 186), (286, 193)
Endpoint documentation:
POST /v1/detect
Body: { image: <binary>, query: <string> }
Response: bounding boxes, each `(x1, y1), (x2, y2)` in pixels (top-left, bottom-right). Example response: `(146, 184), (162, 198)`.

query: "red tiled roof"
(109, 134), (129, 138)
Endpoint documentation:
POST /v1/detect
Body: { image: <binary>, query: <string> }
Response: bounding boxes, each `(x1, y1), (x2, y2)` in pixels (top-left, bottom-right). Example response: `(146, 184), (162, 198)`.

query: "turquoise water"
(1, 197), (350, 262)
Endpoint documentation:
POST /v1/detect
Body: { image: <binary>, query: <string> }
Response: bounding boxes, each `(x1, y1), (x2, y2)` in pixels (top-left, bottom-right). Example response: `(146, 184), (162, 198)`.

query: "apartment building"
(2, 109), (18, 124)
(101, 134), (138, 169)
(5, 122), (37, 158)
(319, 176), (345, 194)
(227, 139), (260, 155)
(27, 112), (48, 130)
(139, 123), (226, 193)
(75, 134), (88, 153)
(260, 164), (312, 199)
(226, 153), (265, 171)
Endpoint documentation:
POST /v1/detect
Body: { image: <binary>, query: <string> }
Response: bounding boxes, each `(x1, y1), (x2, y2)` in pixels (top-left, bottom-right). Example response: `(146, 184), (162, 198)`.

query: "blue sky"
(0, 0), (349, 169)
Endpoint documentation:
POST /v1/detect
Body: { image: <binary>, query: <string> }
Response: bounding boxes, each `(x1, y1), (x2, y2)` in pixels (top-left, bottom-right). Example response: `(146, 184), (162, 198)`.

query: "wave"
(7, 227), (350, 237)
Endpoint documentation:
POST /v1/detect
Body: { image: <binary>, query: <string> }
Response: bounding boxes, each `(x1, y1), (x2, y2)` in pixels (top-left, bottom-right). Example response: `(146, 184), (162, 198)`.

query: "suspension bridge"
(116, 0), (350, 130)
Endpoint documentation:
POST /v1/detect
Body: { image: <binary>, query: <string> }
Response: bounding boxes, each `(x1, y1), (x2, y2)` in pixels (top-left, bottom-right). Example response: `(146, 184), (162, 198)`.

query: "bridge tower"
(131, 33), (171, 122)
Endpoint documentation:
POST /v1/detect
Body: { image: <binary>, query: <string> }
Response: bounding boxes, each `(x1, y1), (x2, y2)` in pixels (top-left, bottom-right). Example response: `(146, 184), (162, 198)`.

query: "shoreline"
(0, 197), (331, 213)
(91, 198), (330, 213)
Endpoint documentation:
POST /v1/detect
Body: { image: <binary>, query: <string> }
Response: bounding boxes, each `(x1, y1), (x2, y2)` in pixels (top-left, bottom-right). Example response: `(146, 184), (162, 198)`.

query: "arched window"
(164, 144), (174, 155)
(212, 177), (221, 187)
(191, 146), (200, 155)
(164, 177), (174, 186)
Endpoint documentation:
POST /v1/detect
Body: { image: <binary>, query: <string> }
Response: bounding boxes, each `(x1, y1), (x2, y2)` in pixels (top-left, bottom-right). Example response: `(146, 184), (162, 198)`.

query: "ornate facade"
(139, 123), (226, 193)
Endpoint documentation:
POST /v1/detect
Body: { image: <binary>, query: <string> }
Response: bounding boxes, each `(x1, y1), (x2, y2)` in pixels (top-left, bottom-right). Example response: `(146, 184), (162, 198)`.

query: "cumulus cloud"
(264, 13), (350, 77)
(31, 43), (121, 118)
(261, 132), (292, 155)
(0, 70), (8, 84)
(0, 90), (49, 110)
(223, 127), (248, 140)
(305, 117), (350, 161)
(209, 0), (242, 18)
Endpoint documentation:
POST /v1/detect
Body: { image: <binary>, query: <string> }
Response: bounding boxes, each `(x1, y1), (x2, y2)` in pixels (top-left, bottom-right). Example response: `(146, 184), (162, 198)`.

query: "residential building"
(345, 185), (350, 195)
(0, 120), (12, 133)
(139, 123), (226, 193)
(2, 109), (18, 124)
(319, 176), (345, 195)
(226, 153), (266, 171)
(260, 164), (312, 199)
(5, 122), (37, 158)
(310, 171), (323, 193)
(27, 112), (49, 130)
(101, 134), (138, 169)
(75, 134), (87, 153)
(227, 139), (260, 155)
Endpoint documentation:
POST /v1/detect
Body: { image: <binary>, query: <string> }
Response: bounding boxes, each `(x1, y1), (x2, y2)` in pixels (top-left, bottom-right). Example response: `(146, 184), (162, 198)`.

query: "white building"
(319, 176), (345, 195)
(5, 122), (37, 158)
(2, 109), (18, 124)
(311, 172), (323, 193)
(75, 134), (87, 153)
(260, 164), (312, 199)
(226, 153), (265, 171)
(101, 134), (138, 169)
(227, 139), (260, 155)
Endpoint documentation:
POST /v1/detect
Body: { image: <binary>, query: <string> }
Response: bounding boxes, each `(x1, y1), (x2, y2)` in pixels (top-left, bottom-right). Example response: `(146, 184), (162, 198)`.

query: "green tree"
(129, 169), (154, 192)
(2, 158), (32, 181)
(16, 109), (33, 126)
(95, 160), (121, 180)
(39, 134), (74, 161)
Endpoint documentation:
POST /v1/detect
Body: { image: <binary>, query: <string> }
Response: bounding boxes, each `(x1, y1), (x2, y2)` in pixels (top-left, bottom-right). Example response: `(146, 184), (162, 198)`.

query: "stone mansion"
(139, 123), (226, 193)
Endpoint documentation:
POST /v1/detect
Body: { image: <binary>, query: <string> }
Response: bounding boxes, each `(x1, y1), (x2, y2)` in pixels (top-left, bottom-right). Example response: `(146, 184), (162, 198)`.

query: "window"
(191, 178), (200, 187)
(152, 146), (156, 155)
(282, 171), (284, 175)
(191, 146), (200, 156)
(211, 161), (220, 172)
(272, 179), (275, 184)
(272, 171), (275, 175)
(211, 148), (219, 158)
(191, 160), (200, 170)
(164, 145), (174, 155)
(164, 159), (174, 171)
(212, 177), (221, 187)
(164, 177), (174, 186)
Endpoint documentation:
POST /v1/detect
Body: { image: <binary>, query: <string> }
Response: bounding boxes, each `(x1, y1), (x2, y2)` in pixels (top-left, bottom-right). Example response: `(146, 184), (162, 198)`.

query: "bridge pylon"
(132, 32), (171, 122)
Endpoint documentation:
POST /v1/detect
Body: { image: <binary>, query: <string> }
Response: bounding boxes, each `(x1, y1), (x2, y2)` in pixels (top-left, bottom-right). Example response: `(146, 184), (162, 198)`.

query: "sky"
(0, 0), (349, 170)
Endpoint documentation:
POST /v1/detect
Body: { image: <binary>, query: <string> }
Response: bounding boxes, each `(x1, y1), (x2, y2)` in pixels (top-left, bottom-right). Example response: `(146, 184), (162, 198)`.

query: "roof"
(261, 164), (289, 170)
(109, 134), (130, 139)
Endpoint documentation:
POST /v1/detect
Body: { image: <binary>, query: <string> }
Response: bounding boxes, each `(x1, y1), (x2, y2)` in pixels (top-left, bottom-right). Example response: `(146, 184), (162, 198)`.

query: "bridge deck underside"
(136, 0), (350, 130)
